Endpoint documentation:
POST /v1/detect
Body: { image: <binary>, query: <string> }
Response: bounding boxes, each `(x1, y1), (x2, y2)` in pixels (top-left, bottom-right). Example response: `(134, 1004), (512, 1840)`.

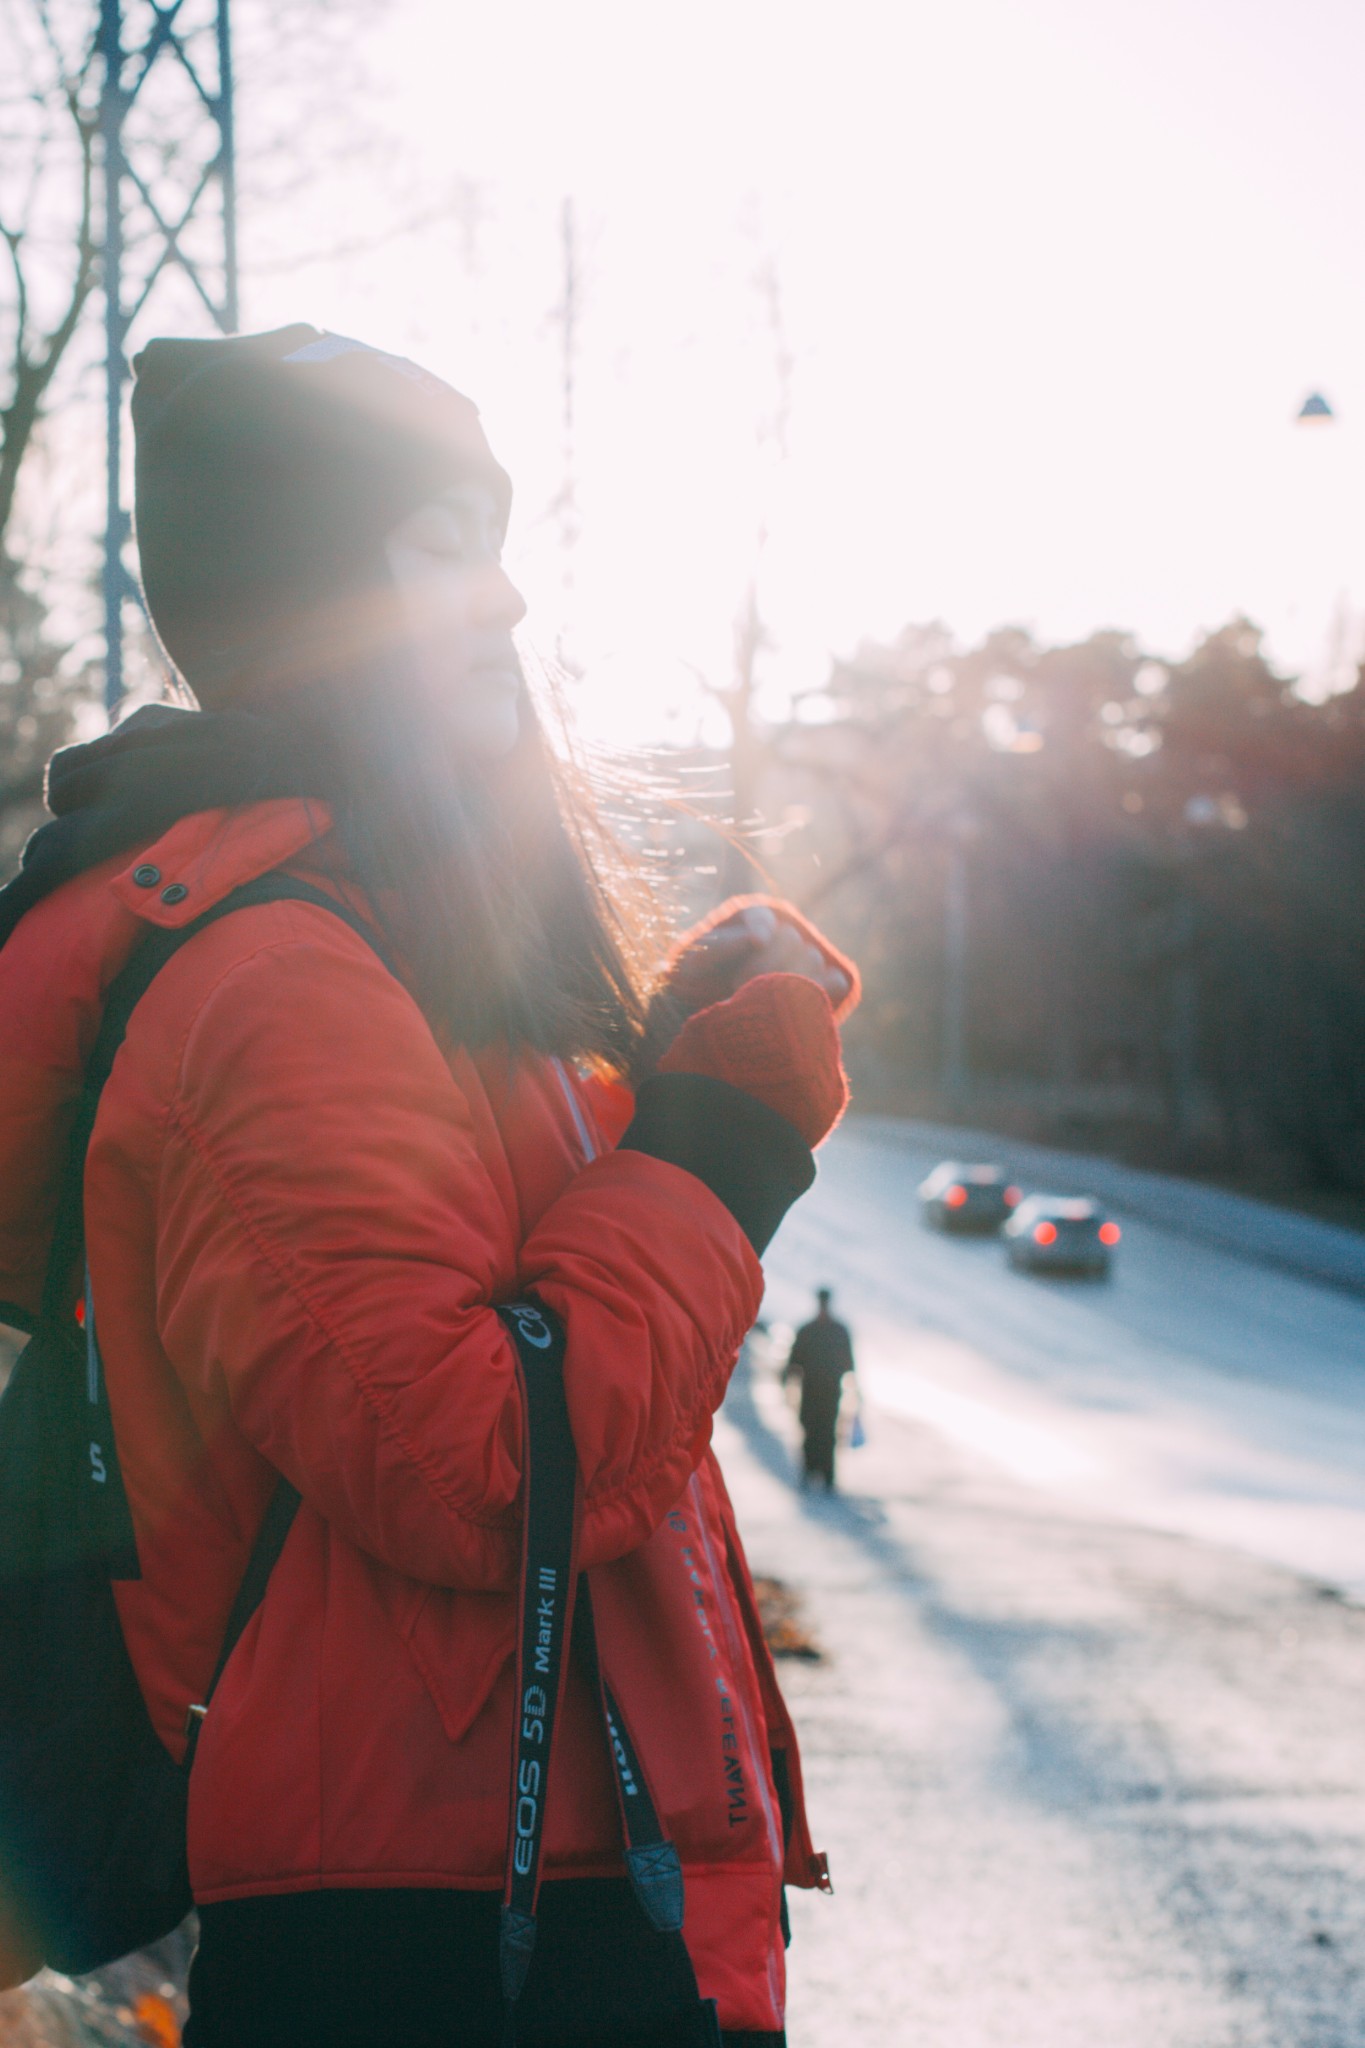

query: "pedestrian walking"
(784, 1290), (857, 1492)
(0, 328), (860, 2047)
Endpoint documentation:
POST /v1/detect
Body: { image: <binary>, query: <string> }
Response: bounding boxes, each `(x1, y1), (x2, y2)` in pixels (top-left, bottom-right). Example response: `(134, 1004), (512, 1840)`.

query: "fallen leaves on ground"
(130, 1996), (178, 2048)
(0, 1928), (189, 2047)
(752, 1575), (825, 1661)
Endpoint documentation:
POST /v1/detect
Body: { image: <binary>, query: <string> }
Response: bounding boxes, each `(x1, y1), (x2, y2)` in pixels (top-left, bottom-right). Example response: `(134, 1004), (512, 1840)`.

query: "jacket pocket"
(398, 1584), (517, 1746)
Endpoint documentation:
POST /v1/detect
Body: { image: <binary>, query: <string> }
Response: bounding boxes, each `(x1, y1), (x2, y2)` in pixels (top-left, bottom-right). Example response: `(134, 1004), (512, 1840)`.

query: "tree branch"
(0, 223), (28, 359)
(0, 68), (97, 551)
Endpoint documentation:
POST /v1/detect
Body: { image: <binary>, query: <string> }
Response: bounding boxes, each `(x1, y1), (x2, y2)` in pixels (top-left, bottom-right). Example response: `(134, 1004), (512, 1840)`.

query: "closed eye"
(388, 484), (507, 566)
(417, 521), (500, 566)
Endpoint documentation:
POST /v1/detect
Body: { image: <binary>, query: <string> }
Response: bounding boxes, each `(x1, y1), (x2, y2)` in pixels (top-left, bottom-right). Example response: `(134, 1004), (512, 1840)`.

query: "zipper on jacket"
(551, 1058), (598, 1164)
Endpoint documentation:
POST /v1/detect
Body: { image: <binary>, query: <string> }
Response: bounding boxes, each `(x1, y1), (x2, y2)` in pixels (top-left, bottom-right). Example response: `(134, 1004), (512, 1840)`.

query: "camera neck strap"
(496, 1300), (585, 2004)
(496, 1300), (694, 2016)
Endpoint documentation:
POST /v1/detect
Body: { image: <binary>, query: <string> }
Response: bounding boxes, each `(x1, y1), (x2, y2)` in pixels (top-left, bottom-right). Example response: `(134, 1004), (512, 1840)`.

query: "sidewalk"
(717, 1337), (1365, 2048)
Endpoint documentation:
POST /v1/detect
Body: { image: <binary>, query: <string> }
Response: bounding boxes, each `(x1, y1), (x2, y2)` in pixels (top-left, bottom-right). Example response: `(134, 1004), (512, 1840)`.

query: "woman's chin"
(428, 672), (522, 763)
(457, 699), (522, 762)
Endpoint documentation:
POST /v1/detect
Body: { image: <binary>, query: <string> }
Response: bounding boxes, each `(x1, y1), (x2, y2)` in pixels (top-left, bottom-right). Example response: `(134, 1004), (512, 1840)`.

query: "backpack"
(0, 873), (390, 1984)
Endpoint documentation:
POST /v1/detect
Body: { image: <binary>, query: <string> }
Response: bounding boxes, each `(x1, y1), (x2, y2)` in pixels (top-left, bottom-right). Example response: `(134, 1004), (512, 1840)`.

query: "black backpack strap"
(181, 1475), (302, 1768)
(88, 871), (398, 1101)
(40, 869), (399, 1763)
(42, 871), (397, 1326)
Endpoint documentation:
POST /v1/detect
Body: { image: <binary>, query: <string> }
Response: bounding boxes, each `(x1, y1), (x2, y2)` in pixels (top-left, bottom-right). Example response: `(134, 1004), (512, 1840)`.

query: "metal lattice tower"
(99, 0), (238, 711)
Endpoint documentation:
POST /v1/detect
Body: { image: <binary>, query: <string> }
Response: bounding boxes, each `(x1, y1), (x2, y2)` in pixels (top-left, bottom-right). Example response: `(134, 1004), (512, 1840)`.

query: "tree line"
(6, 562), (1363, 1201)
(721, 615), (1365, 1199)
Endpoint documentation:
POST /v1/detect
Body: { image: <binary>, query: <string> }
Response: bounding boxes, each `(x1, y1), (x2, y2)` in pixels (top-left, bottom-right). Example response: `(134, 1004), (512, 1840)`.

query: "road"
(716, 1115), (1365, 2046)
(762, 1117), (1365, 1599)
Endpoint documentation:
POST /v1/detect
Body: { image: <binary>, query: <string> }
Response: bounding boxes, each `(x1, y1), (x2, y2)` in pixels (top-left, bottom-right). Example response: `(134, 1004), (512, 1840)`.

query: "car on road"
(1003, 1194), (1121, 1276)
(919, 1161), (1022, 1233)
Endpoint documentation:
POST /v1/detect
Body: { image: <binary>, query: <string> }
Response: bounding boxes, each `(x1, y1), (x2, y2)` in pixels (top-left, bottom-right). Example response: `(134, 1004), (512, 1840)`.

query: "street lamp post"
(941, 810), (978, 1115)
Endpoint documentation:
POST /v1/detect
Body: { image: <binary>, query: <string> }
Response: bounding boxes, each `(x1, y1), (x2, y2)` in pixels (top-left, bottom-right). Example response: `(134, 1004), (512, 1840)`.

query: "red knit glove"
(664, 894), (861, 1026)
(656, 971), (849, 1149)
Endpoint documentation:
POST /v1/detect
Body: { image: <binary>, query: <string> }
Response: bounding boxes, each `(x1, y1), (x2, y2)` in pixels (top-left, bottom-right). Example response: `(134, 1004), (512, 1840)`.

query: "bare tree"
(0, 0), (405, 867)
(0, 0), (101, 555)
(0, 2), (103, 852)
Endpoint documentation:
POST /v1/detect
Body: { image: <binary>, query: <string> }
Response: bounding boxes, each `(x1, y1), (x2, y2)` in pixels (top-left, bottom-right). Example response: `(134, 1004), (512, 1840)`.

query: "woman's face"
(382, 480), (527, 760)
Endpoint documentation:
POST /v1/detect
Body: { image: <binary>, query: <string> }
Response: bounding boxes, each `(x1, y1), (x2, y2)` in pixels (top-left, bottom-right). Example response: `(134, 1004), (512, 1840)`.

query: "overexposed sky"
(236, 0), (1365, 740)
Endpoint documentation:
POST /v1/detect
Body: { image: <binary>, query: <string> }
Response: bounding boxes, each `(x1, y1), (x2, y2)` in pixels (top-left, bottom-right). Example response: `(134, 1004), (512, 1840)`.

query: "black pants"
(800, 1403), (838, 1489)
(183, 1883), (784, 2048)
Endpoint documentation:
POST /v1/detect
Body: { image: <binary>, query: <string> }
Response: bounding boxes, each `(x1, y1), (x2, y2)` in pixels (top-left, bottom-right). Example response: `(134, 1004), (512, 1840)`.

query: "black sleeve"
(618, 1073), (815, 1256)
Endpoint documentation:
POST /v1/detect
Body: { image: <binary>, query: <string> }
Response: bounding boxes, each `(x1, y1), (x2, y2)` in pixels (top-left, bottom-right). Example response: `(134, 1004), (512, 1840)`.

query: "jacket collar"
(108, 799), (335, 929)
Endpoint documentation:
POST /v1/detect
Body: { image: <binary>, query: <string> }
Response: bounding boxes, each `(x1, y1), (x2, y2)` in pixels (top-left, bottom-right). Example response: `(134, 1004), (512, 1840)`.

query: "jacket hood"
(0, 705), (330, 953)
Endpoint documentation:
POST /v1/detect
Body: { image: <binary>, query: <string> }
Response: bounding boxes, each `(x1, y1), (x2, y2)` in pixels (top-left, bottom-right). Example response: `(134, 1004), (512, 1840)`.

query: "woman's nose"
(470, 562), (527, 631)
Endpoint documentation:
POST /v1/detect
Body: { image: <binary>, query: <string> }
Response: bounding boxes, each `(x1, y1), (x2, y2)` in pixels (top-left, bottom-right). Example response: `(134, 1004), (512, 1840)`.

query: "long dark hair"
(256, 646), (658, 1067)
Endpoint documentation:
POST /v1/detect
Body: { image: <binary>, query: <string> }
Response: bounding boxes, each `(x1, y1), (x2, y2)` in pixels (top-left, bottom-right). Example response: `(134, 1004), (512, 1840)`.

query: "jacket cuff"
(618, 1072), (815, 1255)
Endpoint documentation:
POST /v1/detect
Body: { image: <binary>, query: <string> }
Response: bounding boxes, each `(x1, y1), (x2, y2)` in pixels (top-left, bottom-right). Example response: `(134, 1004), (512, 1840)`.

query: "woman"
(0, 326), (857, 2047)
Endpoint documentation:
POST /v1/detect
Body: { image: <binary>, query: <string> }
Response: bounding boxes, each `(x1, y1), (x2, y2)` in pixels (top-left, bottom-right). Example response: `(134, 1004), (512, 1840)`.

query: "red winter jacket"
(0, 798), (833, 2035)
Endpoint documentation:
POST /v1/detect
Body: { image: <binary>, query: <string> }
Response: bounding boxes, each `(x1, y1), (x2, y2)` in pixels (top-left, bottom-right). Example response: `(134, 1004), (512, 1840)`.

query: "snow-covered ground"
(763, 1118), (1365, 1600)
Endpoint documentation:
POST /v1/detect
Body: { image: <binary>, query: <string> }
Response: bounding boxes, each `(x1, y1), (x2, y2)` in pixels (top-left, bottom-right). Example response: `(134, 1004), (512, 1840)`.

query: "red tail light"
(1004, 1185), (1021, 1206)
(1033, 1221), (1058, 1245)
(74, 1296), (86, 1326)
(944, 1184), (968, 1208)
(1098, 1221), (1121, 1246)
